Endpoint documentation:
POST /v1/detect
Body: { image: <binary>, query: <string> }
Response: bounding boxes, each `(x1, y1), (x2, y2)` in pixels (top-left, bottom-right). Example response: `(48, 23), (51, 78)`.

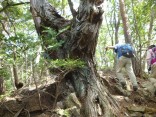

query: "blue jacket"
(114, 44), (124, 59)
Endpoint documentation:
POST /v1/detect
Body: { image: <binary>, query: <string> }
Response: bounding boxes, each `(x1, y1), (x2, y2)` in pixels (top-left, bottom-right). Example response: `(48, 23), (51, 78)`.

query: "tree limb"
(0, 21), (10, 36)
(0, 2), (30, 13)
(30, 0), (71, 33)
(67, 0), (77, 17)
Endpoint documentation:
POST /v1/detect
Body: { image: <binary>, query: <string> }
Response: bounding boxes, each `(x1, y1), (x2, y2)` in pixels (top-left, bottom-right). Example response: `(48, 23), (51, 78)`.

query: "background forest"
(0, 0), (156, 103)
(0, 0), (156, 117)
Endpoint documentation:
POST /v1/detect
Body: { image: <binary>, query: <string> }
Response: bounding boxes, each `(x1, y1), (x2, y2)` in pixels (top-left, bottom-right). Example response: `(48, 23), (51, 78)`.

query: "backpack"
(150, 47), (156, 64)
(119, 44), (135, 58)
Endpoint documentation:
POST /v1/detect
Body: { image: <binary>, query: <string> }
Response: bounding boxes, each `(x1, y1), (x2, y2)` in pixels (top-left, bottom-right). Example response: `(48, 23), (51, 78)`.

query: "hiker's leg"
(125, 59), (138, 87)
(116, 56), (126, 84)
(151, 64), (156, 78)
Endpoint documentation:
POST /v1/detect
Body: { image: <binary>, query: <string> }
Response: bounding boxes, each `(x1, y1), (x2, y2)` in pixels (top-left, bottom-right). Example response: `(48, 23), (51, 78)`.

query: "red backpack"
(151, 47), (156, 64)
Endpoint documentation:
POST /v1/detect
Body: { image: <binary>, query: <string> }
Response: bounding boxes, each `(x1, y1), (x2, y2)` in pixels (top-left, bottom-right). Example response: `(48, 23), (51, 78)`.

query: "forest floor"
(0, 69), (156, 117)
(100, 69), (156, 117)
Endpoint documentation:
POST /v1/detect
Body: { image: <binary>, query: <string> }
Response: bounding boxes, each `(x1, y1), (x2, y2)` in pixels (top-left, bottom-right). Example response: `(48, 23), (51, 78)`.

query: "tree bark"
(119, 0), (131, 43)
(0, 77), (4, 95)
(148, 8), (155, 44)
(12, 50), (23, 89)
(30, 0), (119, 117)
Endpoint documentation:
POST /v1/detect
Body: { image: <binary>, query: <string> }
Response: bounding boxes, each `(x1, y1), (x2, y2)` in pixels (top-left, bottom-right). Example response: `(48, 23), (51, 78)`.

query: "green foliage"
(48, 0), (68, 11)
(5, 79), (14, 91)
(50, 59), (85, 70)
(0, 0), (40, 91)
(0, 90), (13, 100)
(43, 27), (65, 50)
(0, 68), (10, 80)
(57, 25), (70, 35)
(96, 24), (115, 68)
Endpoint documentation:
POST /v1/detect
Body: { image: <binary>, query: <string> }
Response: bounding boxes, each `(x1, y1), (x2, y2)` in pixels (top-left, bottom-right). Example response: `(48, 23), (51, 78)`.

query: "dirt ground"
(0, 69), (156, 117)
(100, 69), (156, 117)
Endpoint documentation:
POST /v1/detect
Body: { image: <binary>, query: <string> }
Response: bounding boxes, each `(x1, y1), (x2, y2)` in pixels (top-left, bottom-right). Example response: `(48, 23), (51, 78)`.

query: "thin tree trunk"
(10, 66), (16, 90)
(12, 50), (23, 89)
(119, 0), (141, 76)
(0, 77), (4, 95)
(30, 0), (119, 116)
(114, 1), (120, 68)
(25, 52), (28, 84)
(144, 7), (155, 71)
(148, 8), (155, 43)
(131, 0), (143, 77)
(119, 0), (131, 43)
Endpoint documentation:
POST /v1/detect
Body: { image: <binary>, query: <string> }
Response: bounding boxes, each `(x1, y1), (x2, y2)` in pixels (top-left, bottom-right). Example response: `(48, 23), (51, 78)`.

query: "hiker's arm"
(105, 46), (115, 51)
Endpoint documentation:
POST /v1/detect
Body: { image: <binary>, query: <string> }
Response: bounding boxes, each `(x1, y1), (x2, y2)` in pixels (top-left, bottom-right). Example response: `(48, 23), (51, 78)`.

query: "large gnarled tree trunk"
(30, 0), (119, 116)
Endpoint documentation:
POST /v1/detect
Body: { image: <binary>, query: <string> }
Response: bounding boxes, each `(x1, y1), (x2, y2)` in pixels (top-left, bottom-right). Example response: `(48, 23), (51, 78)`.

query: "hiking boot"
(121, 82), (127, 90)
(133, 86), (138, 91)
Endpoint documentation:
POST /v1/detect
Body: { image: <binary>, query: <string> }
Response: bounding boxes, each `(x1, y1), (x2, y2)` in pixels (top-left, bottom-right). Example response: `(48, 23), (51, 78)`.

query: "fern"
(50, 59), (85, 70)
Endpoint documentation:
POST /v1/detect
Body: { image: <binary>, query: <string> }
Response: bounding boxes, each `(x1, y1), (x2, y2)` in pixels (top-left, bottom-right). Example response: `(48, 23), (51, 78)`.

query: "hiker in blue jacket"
(106, 43), (138, 91)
